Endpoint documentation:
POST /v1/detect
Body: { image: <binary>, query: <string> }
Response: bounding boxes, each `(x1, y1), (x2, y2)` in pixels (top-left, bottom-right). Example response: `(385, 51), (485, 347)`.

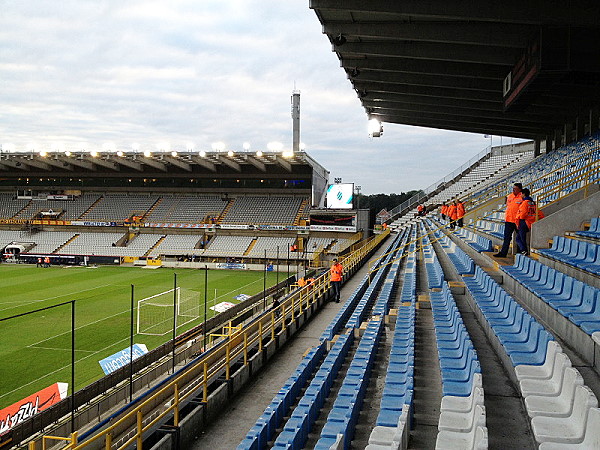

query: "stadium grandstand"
(1, 2), (600, 450)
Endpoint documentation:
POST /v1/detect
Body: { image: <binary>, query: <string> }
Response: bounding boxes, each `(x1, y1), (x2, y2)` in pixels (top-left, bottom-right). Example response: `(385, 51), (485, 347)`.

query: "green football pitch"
(0, 264), (281, 409)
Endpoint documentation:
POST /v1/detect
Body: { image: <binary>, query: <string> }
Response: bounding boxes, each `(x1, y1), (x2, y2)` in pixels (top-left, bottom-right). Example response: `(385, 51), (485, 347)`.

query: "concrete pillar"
(545, 135), (554, 153)
(564, 122), (573, 145)
(575, 116), (584, 141)
(590, 107), (599, 136)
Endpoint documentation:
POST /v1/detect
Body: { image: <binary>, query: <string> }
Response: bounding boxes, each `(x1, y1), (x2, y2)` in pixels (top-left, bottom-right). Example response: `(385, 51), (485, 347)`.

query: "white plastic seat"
(369, 404), (409, 450)
(515, 341), (563, 380)
(531, 385), (598, 444)
(525, 367), (584, 418)
(519, 353), (572, 397)
(438, 404), (486, 433)
(435, 424), (488, 450)
(538, 407), (600, 449)
(441, 387), (484, 414)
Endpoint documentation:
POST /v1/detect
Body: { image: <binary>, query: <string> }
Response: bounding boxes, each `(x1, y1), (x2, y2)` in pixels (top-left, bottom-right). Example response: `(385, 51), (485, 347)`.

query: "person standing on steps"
(494, 182), (523, 257)
(516, 188), (545, 255)
(330, 258), (343, 303)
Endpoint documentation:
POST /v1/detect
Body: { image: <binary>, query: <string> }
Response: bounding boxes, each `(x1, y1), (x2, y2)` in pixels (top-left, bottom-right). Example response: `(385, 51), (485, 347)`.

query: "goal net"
(137, 287), (200, 336)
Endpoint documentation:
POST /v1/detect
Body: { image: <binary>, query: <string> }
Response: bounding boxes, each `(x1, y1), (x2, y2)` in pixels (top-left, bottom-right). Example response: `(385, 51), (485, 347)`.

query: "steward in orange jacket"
(494, 183), (523, 257)
(455, 199), (465, 227)
(330, 258), (343, 302)
(447, 203), (457, 229)
(515, 188), (544, 255)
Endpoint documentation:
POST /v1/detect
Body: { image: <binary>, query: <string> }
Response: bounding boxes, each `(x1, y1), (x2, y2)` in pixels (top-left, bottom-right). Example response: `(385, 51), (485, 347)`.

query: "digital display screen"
(326, 183), (354, 209)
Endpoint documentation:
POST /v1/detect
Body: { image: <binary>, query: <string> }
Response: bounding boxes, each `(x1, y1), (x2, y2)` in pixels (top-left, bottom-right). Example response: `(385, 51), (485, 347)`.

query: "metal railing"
(31, 230), (388, 450)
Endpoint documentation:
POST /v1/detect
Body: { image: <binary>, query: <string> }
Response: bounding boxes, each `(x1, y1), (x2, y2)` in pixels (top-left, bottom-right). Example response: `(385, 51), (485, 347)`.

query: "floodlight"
(117, 150), (124, 157)
(171, 151), (178, 157)
(243, 142), (251, 151)
(227, 150), (234, 157)
(90, 150), (99, 157)
(368, 118), (383, 138)
(65, 150), (72, 157)
(144, 150), (152, 157)
(255, 150), (263, 157)
(39, 150), (48, 157)
(199, 150), (206, 157)
(267, 141), (283, 151)
(211, 142), (225, 152)
(157, 141), (170, 151)
(282, 150), (294, 158)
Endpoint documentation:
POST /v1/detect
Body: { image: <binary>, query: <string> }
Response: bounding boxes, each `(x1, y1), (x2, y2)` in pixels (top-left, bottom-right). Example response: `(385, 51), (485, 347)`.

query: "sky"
(0, 0), (521, 195)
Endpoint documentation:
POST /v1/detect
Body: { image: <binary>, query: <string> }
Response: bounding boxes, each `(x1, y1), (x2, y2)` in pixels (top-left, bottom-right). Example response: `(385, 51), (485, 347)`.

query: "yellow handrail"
(37, 229), (388, 450)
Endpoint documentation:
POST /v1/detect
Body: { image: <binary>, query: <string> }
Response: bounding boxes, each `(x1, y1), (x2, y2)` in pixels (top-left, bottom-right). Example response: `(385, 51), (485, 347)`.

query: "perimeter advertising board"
(0, 383), (68, 435)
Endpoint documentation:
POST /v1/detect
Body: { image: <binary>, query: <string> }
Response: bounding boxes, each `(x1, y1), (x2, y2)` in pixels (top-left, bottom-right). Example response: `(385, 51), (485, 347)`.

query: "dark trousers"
(332, 280), (341, 302)
(457, 218), (464, 228)
(499, 221), (517, 255)
(516, 220), (529, 254)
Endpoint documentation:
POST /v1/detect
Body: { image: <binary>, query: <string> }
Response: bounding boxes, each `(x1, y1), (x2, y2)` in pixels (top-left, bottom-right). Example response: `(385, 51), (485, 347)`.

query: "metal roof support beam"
(44, 157), (74, 171)
(59, 156), (94, 171)
(91, 158), (121, 171)
(338, 42), (518, 66)
(275, 156), (292, 172)
(244, 155), (267, 172)
(216, 155), (241, 172)
(0, 159), (29, 171)
(324, 22), (533, 48)
(140, 158), (167, 172)
(349, 70), (500, 92)
(310, 0), (600, 27)
(341, 57), (508, 80)
(162, 156), (192, 172)
(190, 156), (217, 172)
(353, 81), (501, 102)
(24, 158), (52, 171)
(113, 157), (143, 172)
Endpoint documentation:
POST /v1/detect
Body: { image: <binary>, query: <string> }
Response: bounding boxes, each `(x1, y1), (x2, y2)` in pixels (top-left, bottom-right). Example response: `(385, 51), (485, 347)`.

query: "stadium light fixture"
(255, 150), (263, 157)
(171, 151), (178, 157)
(39, 150), (48, 157)
(65, 150), (72, 157)
(368, 118), (383, 138)
(267, 141), (283, 151)
(144, 150), (152, 157)
(299, 142), (306, 151)
(243, 142), (251, 151)
(90, 150), (99, 158)
(117, 150), (124, 157)
(282, 150), (294, 158)
(211, 142), (225, 152)
(199, 150), (206, 157)
(227, 150), (234, 157)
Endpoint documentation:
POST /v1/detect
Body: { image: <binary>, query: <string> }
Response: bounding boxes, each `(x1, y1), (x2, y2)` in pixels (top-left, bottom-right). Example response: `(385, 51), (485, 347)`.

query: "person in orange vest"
(417, 204), (424, 216)
(494, 182), (524, 257)
(44, 256), (51, 268)
(330, 258), (343, 303)
(440, 203), (448, 220)
(37, 257), (42, 268)
(455, 199), (466, 228)
(447, 201), (457, 229)
(515, 188), (545, 255)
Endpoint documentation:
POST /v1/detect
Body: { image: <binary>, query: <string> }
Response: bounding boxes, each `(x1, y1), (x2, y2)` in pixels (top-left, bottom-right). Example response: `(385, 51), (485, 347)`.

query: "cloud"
(0, 0), (523, 194)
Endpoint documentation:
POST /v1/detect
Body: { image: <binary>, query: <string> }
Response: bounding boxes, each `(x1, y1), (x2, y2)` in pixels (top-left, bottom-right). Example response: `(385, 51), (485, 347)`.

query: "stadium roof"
(310, 0), (600, 139)
(0, 150), (325, 177)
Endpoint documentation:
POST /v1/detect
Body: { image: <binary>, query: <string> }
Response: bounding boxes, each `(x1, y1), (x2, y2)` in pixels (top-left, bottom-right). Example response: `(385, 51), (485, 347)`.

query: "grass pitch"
(0, 264), (281, 408)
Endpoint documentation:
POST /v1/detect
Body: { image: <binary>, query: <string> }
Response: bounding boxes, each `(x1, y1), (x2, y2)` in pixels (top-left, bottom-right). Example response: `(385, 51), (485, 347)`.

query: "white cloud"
(0, 0), (519, 194)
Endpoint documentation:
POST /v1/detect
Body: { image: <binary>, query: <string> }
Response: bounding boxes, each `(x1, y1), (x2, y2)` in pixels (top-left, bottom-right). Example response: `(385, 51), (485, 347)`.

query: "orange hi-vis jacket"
(456, 202), (465, 219)
(505, 192), (523, 224)
(447, 204), (457, 220)
(441, 205), (448, 216)
(330, 263), (343, 282)
(517, 198), (545, 228)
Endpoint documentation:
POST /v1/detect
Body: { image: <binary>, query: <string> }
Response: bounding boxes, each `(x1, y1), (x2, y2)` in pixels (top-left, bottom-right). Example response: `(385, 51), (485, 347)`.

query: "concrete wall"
(531, 187), (600, 248)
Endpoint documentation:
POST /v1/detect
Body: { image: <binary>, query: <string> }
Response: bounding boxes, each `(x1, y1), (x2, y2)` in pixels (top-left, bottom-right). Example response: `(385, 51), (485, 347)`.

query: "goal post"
(136, 287), (200, 336)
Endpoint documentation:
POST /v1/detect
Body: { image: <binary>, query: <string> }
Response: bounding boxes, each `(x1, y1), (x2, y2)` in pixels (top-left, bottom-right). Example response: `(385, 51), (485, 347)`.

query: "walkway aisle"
(190, 244), (390, 450)
(408, 249), (442, 449)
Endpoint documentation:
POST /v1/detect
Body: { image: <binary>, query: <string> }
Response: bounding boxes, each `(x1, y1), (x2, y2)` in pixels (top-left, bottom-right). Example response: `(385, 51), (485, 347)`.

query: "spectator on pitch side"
(440, 202), (448, 220)
(494, 182), (523, 258)
(516, 188), (545, 255)
(329, 258), (343, 303)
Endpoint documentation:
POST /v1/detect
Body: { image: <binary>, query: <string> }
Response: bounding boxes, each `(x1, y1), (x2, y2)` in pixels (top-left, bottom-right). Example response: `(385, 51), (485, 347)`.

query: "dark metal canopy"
(310, 0), (600, 139)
